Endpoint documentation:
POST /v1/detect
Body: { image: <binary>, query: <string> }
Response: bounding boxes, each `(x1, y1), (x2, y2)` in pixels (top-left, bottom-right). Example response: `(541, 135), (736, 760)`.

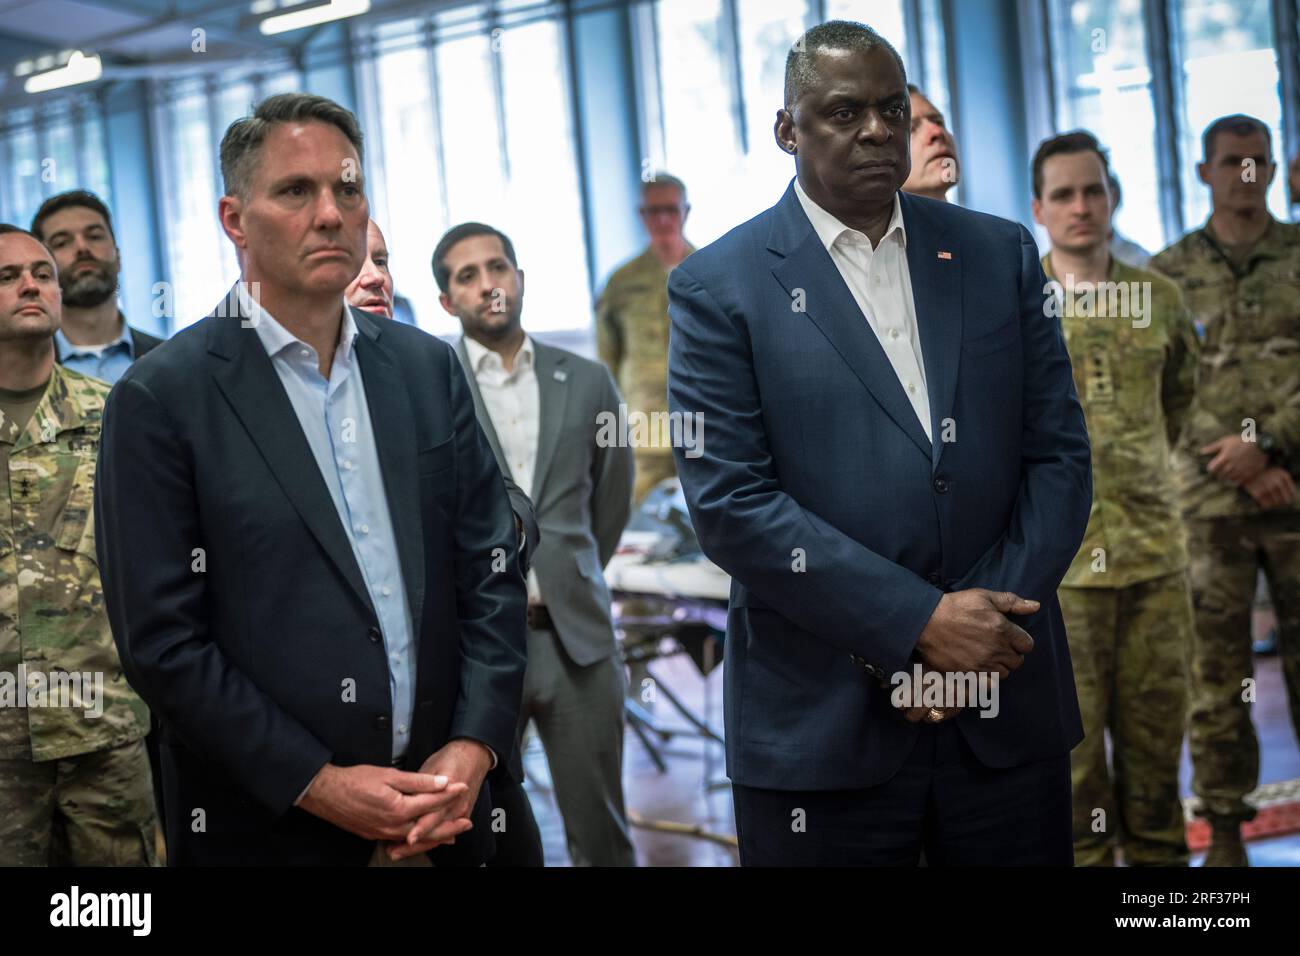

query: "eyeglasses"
(639, 204), (687, 218)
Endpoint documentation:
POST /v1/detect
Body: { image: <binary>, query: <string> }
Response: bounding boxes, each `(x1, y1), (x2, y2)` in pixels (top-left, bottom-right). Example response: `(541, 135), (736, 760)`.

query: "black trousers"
(732, 720), (1072, 866)
(485, 776), (545, 867)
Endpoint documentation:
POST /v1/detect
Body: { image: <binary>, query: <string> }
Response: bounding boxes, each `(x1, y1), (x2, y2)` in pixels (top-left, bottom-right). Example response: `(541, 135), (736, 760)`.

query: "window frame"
(149, 62), (304, 332)
(1033, 0), (1299, 245)
(0, 93), (112, 228)
(353, 1), (595, 335)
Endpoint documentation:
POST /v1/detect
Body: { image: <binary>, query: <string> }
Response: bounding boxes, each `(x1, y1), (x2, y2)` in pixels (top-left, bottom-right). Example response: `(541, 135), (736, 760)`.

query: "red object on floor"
(1186, 795), (1300, 852)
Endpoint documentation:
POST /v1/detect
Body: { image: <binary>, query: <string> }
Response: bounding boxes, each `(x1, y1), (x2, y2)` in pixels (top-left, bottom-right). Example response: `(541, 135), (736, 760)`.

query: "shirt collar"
(1200, 215), (1288, 262)
(239, 283), (357, 365)
(54, 313), (134, 360)
(462, 333), (534, 375)
(794, 178), (907, 252)
(1041, 252), (1123, 285)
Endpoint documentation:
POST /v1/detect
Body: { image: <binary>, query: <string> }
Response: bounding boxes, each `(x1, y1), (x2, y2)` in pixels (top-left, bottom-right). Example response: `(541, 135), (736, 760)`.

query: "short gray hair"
(640, 173), (688, 204)
(1201, 113), (1272, 164)
(219, 92), (364, 199)
(785, 20), (907, 110)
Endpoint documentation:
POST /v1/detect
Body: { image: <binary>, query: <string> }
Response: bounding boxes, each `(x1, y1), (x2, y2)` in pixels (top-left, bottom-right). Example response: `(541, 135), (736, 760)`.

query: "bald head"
(345, 219), (394, 319)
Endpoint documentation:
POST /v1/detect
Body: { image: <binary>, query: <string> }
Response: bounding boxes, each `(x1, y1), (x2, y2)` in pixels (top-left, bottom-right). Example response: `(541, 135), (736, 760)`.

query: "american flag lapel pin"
(937, 250), (953, 260)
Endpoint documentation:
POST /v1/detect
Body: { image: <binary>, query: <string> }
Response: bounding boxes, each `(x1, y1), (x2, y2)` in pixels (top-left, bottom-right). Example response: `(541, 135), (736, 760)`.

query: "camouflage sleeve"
(1162, 295), (1200, 447)
(595, 279), (622, 382)
(1263, 392), (1300, 466)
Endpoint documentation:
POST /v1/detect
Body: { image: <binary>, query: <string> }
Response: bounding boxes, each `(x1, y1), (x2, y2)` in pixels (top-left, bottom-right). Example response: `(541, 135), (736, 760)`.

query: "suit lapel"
(768, 186), (932, 461)
(207, 288), (375, 617)
(454, 336), (510, 476)
(530, 342), (569, 504)
(900, 192), (962, 472)
(354, 310), (425, 634)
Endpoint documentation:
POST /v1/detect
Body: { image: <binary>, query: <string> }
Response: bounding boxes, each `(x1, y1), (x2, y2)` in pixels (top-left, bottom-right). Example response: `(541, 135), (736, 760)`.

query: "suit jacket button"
(928, 572), (941, 585)
(933, 477), (949, 493)
(375, 715), (391, 730)
(367, 626), (382, 643)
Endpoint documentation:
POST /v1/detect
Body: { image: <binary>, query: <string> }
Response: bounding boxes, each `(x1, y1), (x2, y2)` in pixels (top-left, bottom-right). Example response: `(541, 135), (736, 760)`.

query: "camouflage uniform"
(597, 245), (692, 503)
(0, 364), (155, 865)
(1152, 217), (1300, 828)
(1047, 255), (1198, 866)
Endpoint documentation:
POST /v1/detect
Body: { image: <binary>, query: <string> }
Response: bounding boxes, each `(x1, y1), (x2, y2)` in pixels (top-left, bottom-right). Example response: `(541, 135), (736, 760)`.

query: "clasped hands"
(893, 588), (1038, 725)
(1201, 435), (1294, 509)
(298, 738), (493, 862)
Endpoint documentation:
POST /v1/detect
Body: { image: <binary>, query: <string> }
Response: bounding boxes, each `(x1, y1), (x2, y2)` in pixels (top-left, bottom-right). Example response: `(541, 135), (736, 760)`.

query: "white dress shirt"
(794, 179), (932, 442)
(462, 333), (544, 603)
(240, 285), (417, 761)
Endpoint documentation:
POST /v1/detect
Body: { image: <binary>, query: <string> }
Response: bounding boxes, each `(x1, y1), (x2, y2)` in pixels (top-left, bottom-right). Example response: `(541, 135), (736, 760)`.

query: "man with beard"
(345, 221), (546, 867)
(31, 192), (163, 384)
(343, 217), (540, 577)
(345, 218), (543, 868)
(438, 222), (636, 866)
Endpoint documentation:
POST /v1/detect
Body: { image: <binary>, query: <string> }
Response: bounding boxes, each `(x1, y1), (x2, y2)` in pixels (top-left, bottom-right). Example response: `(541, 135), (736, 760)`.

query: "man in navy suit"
(667, 20), (1092, 865)
(96, 94), (527, 866)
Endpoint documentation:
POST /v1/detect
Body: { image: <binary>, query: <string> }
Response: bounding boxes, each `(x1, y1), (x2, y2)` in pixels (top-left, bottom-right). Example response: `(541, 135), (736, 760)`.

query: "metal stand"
(622, 633), (723, 772)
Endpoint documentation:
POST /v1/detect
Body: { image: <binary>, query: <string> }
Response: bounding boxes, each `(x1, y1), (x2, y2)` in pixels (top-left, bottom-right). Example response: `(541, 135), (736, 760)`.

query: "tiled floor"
(524, 649), (736, 867)
(1184, 653), (1300, 867)
(524, 648), (1300, 867)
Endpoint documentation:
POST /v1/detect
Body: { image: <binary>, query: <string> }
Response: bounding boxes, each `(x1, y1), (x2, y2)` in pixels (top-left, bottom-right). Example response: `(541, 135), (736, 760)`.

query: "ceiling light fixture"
(257, 0), (371, 36)
(23, 50), (102, 94)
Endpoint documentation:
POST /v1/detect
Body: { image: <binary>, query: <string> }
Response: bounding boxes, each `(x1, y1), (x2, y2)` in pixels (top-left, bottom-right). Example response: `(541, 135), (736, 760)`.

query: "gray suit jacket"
(456, 336), (634, 666)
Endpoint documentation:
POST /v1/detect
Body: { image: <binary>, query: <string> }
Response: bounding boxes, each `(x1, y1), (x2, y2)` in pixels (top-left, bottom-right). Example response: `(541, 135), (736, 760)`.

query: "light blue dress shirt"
(54, 317), (135, 384)
(241, 286), (416, 761)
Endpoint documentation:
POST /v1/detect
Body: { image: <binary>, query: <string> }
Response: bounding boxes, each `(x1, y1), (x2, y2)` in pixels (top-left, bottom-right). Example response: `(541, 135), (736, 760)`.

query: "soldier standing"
(596, 174), (694, 503)
(0, 225), (155, 865)
(1153, 114), (1300, 867)
(1032, 132), (1199, 866)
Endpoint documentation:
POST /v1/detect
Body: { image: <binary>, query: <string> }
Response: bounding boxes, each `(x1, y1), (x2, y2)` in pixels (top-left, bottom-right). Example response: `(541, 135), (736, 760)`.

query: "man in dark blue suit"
(96, 94), (527, 866)
(667, 21), (1092, 865)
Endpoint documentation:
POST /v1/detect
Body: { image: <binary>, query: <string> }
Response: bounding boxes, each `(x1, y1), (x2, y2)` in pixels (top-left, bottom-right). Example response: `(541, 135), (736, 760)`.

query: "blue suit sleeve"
(950, 225), (1092, 600)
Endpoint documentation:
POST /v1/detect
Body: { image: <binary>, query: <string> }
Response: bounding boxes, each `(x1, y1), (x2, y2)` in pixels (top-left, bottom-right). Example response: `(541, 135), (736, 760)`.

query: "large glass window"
(497, 18), (591, 337)
(437, 32), (508, 226)
(653, 0), (801, 243)
(75, 105), (112, 205)
(646, 0), (918, 247)
(44, 121), (78, 200)
(1047, 0), (1293, 248)
(825, 0), (907, 49)
(1172, 0), (1289, 227)
(1, 116), (44, 226)
(1048, 0), (1164, 253)
(360, 8), (592, 335)
(365, 29), (444, 329)
(0, 100), (111, 230)
(157, 85), (232, 330)
(155, 70), (301, 331)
